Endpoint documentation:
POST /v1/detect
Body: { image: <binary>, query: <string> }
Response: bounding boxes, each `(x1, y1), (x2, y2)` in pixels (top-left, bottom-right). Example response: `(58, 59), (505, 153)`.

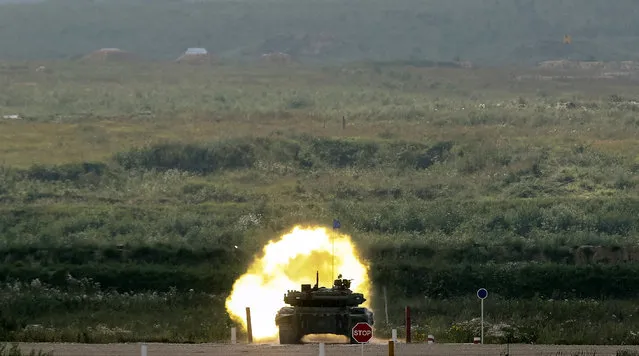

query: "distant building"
(176, 47), (214, 64)
(185, 48), (208, 55)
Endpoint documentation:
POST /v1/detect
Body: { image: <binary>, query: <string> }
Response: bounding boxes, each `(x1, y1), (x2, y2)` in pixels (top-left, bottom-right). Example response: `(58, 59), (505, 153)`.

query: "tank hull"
(275, 306), (374, 344)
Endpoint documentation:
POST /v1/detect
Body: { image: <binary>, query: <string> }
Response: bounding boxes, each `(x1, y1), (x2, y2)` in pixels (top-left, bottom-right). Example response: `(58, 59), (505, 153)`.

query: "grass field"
(1, 59), (639, 345)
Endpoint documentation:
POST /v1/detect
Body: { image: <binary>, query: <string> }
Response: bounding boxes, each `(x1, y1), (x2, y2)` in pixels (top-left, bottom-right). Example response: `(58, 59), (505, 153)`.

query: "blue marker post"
(332, 219), (340, 280)
(477, 288), (488, 344)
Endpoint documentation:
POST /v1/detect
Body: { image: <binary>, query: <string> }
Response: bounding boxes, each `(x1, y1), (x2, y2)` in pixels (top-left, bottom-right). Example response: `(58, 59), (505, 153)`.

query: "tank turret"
(275, 271), (374, 344)
(283, 271), (366, 307)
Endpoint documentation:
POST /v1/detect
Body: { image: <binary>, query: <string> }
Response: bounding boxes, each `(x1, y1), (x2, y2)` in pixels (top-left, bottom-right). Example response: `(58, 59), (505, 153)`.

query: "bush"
(114, 141), (257, 173)
(22, 162), (107, 182)
(372, 262), (639, 299)
(113, 137), (456, 173)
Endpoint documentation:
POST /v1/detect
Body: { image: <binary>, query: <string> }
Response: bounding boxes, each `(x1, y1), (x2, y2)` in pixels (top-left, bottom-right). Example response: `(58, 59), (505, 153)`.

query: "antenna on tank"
(332, 219), (341, 280)
(332, 242), (334, 282)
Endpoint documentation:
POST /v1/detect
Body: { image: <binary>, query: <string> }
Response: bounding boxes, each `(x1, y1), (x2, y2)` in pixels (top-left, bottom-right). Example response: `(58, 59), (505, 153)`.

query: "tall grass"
(0, 344), (52, 356)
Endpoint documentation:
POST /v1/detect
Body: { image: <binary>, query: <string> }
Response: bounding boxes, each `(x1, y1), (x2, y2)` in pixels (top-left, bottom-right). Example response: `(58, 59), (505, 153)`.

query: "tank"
(274, 271), (374, 344)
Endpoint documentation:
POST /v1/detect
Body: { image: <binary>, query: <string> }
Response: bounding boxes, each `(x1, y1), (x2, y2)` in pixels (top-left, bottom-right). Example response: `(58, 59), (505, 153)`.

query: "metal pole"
(361, 343), (364, 356)
(319, 342), (325, 356)
(481, 298), (484, 344)
(332, 236), (334, 280)
(231, 327), (237, 344)
(332, 221), (335, 280)
(140, 344), (147, 356)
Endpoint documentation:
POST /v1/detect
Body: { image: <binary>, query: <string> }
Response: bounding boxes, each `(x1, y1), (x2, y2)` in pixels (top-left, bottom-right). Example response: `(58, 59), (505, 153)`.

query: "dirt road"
(14, 342), (639, 356)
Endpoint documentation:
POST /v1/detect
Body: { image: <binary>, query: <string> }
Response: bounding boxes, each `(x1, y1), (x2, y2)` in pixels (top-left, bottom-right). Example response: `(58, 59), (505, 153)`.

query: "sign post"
(352, 322), (373, 356)
(477, 288), (488, 344)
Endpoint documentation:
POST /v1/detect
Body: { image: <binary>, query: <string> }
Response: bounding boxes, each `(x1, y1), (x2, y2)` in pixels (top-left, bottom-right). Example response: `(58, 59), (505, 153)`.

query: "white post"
(231, 327), (237, 344)
(319, 342), (325, 356)
(360, 343), (364, 356)
(141, 343), (147, 356)
(391, 329), (397, 343)
(481, 298), (484, 344)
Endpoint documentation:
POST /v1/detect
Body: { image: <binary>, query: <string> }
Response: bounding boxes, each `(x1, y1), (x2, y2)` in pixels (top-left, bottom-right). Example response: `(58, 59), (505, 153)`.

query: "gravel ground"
(13, 342), (639, 356)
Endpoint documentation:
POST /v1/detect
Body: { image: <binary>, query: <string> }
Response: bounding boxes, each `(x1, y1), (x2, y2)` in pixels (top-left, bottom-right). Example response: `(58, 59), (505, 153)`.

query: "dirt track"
(15, 342), (639, 356)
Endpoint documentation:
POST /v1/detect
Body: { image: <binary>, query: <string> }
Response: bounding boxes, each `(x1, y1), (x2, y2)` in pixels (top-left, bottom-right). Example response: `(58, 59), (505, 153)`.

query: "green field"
(1, 59), (639, 344)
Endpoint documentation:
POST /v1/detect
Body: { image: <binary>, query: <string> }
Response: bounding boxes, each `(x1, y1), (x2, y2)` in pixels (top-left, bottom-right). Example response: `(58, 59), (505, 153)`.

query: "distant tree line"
(1, 0), (639, 64)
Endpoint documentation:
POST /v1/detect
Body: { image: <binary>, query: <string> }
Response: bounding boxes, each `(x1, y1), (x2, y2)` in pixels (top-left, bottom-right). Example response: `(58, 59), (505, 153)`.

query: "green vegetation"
(2, 0), (639, 64)
(1, 59), (639, 344)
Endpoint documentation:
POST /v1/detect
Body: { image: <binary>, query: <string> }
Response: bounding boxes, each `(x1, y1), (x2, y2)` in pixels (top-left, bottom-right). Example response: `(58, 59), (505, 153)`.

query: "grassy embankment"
(1, 60), (639, 344)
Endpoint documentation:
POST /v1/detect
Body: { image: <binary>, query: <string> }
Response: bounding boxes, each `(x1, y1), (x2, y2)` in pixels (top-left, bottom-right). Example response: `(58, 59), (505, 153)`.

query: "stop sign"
(351, 322), (373, 343)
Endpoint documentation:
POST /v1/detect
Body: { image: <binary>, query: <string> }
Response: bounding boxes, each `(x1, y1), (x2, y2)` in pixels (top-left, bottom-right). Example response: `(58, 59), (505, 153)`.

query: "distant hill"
(0, 0), (44, 3)
(1, 0), (639, 65)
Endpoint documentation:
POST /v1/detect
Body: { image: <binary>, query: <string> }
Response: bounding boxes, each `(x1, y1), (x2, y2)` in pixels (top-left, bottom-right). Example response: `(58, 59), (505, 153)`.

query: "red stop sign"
(351, 322), (373, 343)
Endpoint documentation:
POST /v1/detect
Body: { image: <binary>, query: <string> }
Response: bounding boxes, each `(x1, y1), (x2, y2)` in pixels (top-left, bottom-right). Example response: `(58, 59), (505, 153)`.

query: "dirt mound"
(80, 48), (137, 62)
